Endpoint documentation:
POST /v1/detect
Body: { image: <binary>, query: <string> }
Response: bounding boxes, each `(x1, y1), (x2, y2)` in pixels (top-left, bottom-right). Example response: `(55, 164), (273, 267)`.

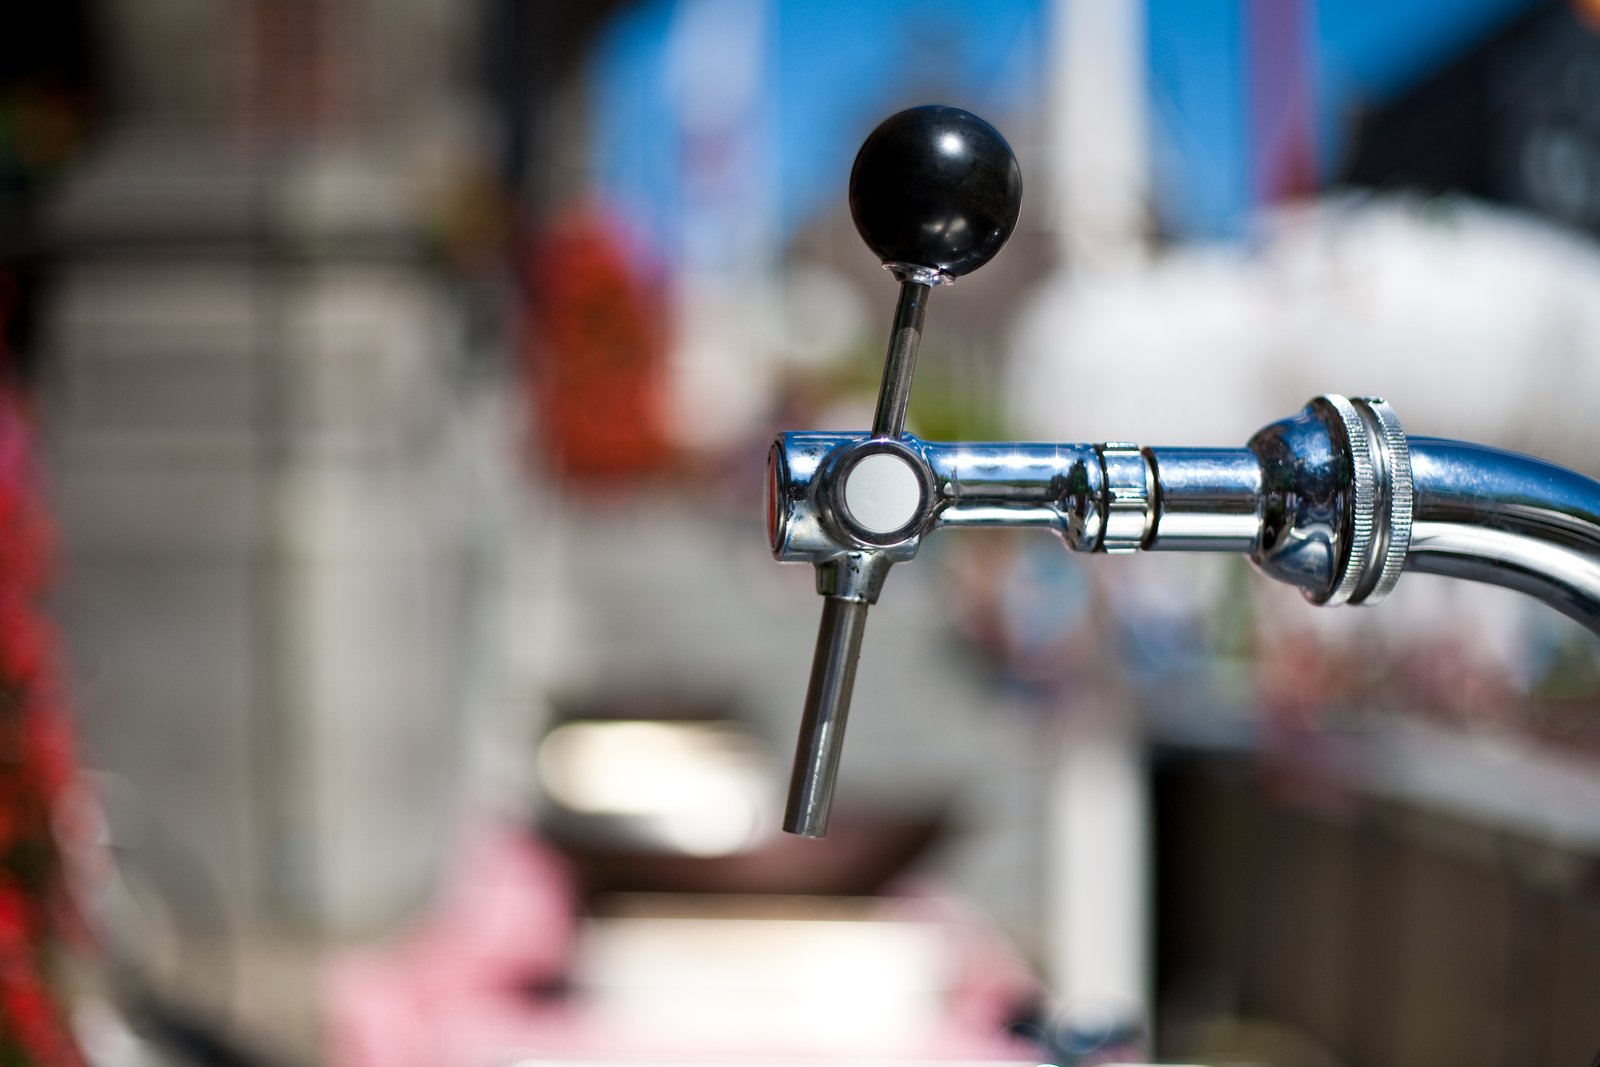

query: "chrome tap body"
(769, 399), (1600, 836)
(772, 396), (1418, 606)
(773, 105), (1600, 837)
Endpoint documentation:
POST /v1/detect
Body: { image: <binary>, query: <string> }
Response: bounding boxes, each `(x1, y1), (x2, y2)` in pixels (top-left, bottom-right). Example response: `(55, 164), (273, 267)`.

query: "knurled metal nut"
(1319, 394), (1377, 607)
(1354, 396), (1412, 605)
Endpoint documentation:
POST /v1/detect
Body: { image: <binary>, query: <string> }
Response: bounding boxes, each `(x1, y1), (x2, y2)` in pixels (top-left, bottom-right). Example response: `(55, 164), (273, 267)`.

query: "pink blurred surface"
(323, 824), (1041, 1066)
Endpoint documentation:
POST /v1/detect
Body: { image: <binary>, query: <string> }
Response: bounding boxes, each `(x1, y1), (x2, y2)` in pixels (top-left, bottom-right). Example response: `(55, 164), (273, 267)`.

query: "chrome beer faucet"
(768, 105), (1600, 838)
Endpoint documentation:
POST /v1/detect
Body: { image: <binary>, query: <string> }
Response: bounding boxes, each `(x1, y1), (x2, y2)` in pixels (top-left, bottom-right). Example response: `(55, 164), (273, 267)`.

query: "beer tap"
(768, 105), (1600, 838)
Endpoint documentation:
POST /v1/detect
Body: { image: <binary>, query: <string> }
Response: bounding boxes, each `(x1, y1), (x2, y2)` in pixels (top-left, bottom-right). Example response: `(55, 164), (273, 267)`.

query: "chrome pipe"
(929, 442), (1101, 547)
(1145, 448), (1261, 553)
(1407, 438), (1600, 635)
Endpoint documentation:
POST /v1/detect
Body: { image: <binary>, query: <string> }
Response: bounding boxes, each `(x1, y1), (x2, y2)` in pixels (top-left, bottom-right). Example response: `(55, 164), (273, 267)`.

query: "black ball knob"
(848, 105), (1023, 280)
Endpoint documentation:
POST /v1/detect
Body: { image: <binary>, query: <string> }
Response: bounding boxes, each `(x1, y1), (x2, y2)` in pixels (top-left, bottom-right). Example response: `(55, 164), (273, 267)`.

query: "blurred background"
(5, 0), (1600, 1064)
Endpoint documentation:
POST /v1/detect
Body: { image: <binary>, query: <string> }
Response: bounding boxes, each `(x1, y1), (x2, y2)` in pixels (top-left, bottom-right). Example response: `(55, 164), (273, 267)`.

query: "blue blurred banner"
(589, 0), (1546, 257)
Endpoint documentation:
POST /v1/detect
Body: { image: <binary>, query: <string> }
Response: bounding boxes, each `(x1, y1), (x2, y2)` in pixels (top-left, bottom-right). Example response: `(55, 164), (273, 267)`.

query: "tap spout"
(783, 596), (870, 837)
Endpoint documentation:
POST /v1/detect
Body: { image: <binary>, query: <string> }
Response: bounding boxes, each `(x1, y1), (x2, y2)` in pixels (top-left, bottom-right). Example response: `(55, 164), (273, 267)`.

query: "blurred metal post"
(1044, 0), (1153, 1031)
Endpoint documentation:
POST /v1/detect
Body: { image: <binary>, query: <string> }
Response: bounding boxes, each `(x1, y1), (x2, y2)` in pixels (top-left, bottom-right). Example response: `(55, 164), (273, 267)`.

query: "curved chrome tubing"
(770, 396), (1600, 837)
(1408, 439), (1600, 633)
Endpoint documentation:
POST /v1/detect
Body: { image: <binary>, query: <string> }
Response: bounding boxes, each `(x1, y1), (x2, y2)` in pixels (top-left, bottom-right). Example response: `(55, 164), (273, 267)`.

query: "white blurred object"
(666, 0), (780, 452)
(775, 263), (870, 371)
(1047, 707), (1149, 1029)
(674, 277), (780, 450)
(75, 996), (156, 1067)
(1008, 196), (1600, 460)
(570, 901), (946, 1054)
(1007, 194), (1600, 656)
(1050, 0), (1149, 269)
(1038, 0), (1153, 1035)
(538, 720), (773, 856)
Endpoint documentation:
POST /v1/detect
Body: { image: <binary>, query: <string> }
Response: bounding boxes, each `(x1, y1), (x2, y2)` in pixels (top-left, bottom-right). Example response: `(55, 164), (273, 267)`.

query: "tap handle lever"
(850, 106), (1023, 439)
(781, 107), (1022, 838)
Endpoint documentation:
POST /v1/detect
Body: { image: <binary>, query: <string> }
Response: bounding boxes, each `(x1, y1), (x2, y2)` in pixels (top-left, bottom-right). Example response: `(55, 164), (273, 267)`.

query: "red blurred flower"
(0, 382), (83, 1065)
(522, 212), (670, 483)
(0, 884), (31, 950)
(0, 596), (51, 691)
(1, 972), (81, 1066)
